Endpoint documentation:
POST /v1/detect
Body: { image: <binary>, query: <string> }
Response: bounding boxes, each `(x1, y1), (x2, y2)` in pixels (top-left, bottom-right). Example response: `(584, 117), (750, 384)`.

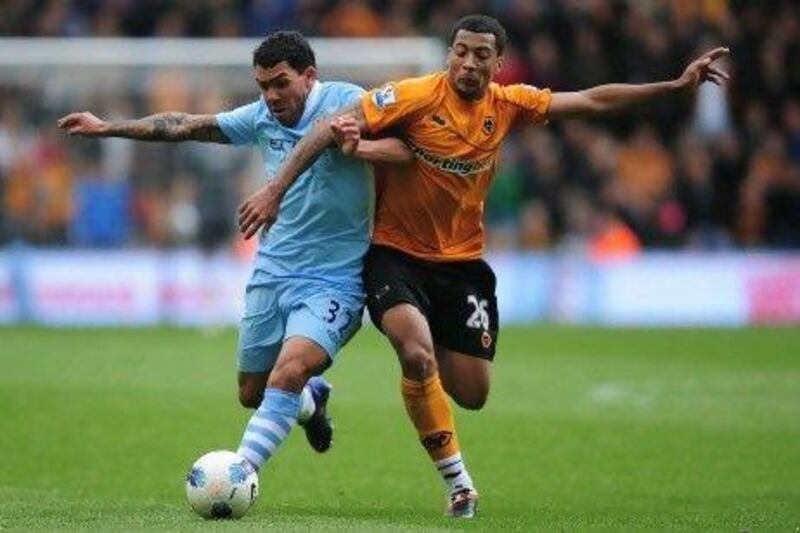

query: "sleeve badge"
(372, 84), (397, 109)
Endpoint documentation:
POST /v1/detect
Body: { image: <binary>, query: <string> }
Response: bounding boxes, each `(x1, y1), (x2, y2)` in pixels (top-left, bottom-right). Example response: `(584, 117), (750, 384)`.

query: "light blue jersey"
(217, 81), (372, 296)
(217, 81), (370, 369)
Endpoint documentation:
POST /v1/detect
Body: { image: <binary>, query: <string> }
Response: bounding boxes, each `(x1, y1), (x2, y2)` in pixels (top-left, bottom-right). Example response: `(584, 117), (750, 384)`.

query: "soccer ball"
(185, 450), (259, 519)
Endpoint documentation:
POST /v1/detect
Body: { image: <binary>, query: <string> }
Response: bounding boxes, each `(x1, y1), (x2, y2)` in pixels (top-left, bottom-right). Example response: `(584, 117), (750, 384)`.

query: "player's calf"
(437, 349), (492, 410)
(239, 390), (262, 409)
(268, 349), (321, 392)
(236, 338), (330, 471)
(439, 375), (490, 410)
(268, 338), (335, 453)
(449, 388), (488, 411)
(238, 372), (269, 408)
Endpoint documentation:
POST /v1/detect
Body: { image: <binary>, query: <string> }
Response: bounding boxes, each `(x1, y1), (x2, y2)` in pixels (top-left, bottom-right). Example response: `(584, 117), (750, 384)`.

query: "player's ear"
(496, 54), (505, 74)
(302, 66), (318, 84)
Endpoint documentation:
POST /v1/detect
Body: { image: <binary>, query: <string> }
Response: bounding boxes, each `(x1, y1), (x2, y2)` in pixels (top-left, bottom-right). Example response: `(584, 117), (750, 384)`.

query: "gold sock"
(401, 373), (460, 461)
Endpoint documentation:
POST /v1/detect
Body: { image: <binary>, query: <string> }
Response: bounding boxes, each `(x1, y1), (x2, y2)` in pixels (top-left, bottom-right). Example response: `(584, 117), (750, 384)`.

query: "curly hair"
(252, 30), (316, 72)
(448, 15), (508, 56)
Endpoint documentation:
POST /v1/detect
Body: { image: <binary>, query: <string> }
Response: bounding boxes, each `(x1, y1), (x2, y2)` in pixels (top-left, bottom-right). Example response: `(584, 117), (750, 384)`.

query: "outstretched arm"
(548, 47), (730, 120)
(237, 102), (370, 239)
(57, 111), (231, 143)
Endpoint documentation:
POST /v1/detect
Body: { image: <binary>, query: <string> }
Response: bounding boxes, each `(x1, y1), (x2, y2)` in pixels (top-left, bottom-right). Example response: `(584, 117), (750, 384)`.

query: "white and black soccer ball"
(185, 450), (259, 519)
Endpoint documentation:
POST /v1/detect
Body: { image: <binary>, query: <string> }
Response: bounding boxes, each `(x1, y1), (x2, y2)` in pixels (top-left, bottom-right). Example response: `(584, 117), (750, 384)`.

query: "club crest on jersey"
(482, 116), (496, 135)
(373, 84), (396, 109)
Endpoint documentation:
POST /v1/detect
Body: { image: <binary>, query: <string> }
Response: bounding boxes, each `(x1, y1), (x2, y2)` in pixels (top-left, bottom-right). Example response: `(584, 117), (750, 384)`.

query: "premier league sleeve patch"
(372, 84), (397, 109)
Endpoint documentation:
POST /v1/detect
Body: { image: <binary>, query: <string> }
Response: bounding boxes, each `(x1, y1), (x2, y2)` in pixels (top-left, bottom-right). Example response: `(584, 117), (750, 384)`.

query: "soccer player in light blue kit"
(58, 31), (412, 471)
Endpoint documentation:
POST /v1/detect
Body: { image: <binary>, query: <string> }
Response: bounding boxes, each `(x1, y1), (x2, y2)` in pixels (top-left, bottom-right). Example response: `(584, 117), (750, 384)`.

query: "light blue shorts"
(237, 279), (364, 374)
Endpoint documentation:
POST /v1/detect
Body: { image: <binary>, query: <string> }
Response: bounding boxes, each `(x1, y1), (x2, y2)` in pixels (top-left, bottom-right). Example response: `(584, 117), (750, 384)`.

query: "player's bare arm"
(548, 47), (730, 120)
(57, 111), (231, 143)
(237, 102), (376, 239)
(353, 138), (412, 164)
(331, 115), (411, 164)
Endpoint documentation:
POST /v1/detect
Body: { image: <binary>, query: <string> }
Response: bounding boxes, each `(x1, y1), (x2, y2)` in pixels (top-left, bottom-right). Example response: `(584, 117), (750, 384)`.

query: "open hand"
(677, 47), (731, 93)
(237, 182), (284, 239)
(57, 112), (108, 136)
(330, 115), (360, 156)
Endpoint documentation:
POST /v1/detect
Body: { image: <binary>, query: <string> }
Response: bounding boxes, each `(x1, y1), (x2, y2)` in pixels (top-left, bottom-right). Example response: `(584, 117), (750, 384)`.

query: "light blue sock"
(237, 388), (301, 470)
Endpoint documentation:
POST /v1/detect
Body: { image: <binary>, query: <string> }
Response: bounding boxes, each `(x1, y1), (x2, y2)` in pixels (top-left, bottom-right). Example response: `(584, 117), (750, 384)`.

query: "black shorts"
(363, 244), (499, 360)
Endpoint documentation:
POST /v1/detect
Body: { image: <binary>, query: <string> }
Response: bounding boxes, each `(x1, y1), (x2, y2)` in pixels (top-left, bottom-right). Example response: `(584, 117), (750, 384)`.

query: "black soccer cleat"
(301, 376), (334, 453)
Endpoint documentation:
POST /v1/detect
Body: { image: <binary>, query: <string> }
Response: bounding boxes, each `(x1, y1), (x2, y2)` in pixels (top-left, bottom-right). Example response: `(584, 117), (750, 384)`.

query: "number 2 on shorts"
(465, 294), (490, 331)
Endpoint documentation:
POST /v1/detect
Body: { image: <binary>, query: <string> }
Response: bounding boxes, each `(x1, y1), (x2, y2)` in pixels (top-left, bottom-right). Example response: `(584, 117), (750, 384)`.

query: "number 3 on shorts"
(325, 299), (341, 323)
(325, 299), (354, 337)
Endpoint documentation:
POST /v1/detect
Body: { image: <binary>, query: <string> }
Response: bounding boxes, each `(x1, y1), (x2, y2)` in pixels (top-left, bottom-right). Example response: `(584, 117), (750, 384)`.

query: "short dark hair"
(253, 30), (316, 72)
(448, 15), (508, 56)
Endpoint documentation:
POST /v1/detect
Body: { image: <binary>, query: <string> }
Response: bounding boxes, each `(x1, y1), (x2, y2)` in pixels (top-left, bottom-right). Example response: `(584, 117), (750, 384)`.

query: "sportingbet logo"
(408, 142), (493, 177)
(372, 84), (396, 109)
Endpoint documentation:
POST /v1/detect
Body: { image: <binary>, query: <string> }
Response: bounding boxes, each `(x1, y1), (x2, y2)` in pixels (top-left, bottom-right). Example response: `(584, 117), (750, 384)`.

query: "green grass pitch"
(1, 325), (799, 531)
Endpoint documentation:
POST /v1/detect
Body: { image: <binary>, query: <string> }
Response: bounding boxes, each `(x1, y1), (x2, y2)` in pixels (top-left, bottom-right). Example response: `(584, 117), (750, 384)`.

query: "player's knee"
(395, 338), (437, 380)
(269, 356), (316, 392)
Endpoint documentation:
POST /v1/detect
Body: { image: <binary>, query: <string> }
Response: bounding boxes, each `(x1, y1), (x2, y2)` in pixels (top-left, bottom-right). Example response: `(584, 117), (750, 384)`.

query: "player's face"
(254, 61), (316, 127)
(446, 30), (503, 101)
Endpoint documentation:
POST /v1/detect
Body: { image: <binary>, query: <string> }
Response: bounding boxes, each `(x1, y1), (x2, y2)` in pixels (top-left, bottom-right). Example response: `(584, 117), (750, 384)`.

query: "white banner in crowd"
(0, 249), (798, 327)
(159, 250), (250, 326)
(594, 255), (748, 325)
(743, 255), (800, 324)
(23, 250), (161, 325)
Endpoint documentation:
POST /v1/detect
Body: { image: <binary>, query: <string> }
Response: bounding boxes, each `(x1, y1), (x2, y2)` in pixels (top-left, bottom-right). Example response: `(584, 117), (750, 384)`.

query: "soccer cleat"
(301, 376), (334, 453)
(445, 488), (479, 518)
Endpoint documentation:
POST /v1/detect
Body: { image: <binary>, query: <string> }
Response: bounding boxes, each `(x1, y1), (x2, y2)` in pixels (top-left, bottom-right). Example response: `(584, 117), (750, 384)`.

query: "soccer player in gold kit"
(237, 15), (729, 517)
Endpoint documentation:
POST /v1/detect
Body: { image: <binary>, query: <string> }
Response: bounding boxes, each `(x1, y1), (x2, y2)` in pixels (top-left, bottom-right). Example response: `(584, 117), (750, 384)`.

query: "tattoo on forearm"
(109, 113), (230, 143)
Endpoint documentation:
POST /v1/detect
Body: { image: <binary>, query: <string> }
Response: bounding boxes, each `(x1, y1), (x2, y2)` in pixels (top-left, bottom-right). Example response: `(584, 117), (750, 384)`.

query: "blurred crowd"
(1, 0), (799, 254)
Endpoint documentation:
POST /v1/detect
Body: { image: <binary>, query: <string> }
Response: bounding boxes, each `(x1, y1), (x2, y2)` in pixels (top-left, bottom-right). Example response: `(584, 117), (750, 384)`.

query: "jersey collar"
(445, 74), (489, 108)
(295, 80), (322, 130)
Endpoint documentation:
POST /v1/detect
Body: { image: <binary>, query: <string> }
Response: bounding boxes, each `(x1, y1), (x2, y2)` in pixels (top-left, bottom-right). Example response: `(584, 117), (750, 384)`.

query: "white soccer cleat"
(445, 488), (479, 518)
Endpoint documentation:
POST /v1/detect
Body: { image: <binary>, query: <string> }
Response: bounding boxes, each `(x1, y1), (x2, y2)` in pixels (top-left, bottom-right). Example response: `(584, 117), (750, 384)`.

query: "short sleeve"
(502, 85), (552, 125)
(361, 76), (435, 134)
(215, 100), (261, 146)
(330, 81), (366, 107)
